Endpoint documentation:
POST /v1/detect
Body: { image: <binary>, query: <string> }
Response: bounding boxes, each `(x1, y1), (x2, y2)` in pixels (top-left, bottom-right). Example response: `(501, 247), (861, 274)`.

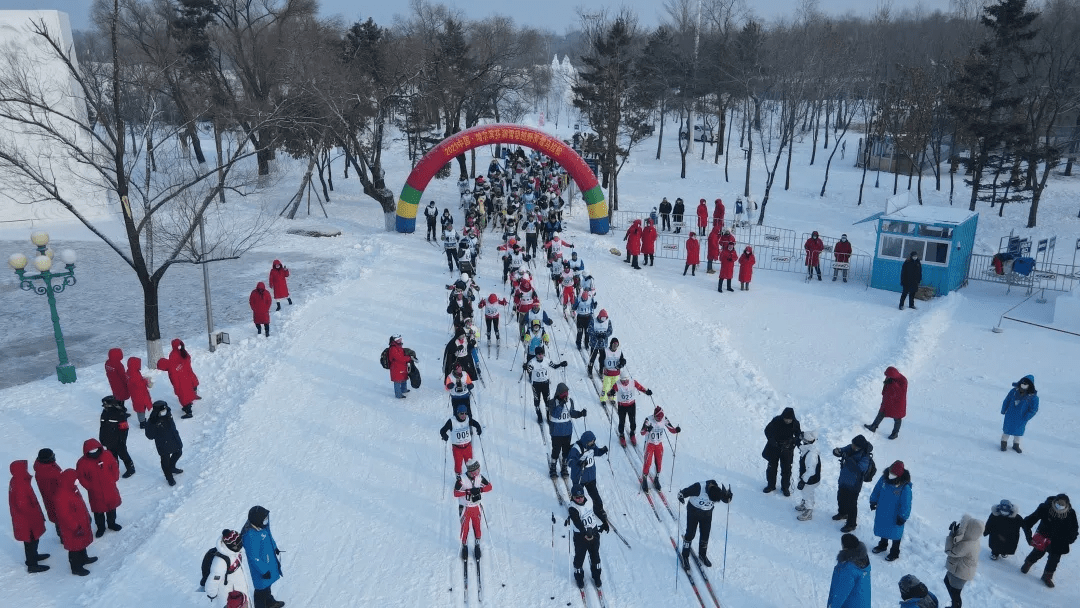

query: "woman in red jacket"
(104, 348), (129, 406)
(388, 335), (413, 399)
(249, 281), (273, 337)
(54, 469), (96, 576)
(126, 357), (153, 427)
(624, 219), (643, 269)
(712, 198), (725, 228)
(168, 339), (200, 394)
(75, 439), (122, 538)
(165, 338), (199, 418)
(804, 231), (824, 281)
(683, 232), (700, 276)
(832, 234), (852, 282)
(706, 225), (721, 274)
(641, 219), (658, 266)
(33, 449), (61, 536)
(696, 199), (709, 235)
(738, 246), (756, 290)
(268, 259), (292, 310)
(864, 367), (908, 439)
(717, 242), (739, 292)
(9, 460), (49, 573)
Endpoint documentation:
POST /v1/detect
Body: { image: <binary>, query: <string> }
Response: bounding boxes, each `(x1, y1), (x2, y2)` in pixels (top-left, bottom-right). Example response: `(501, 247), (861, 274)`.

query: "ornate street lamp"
(8, 231), (78, 383)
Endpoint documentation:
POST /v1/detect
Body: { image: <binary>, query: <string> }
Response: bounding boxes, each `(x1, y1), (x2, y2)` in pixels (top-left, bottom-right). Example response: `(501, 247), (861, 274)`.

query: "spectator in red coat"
(54, 469), (96, 576)
(9, 460), (50, 573)
(864, 367), (908, 439)
(683, 232), (700, 276)
(720, 228), (736, 249)
(712, 198), (725, 228)
(126, 357), (153, 428)
(268, 259), (292, 310)
(706, 225), (721, 274)
(33, 449), (61, 537)
(641, 219), (658, 266)
(623, 219), (643, 269)
(717, 242), (739, 292)
(388, 335), (413, 399)
(249, 282), (273, 337)
(75, 439), (122, 538)
(158, 357), (197, 419)
(168, 338), (200, 396)
(738, 246), (756, 290)
(696, 199), (709, 235)
(104, 348), (129, 405)
(805, 231), (824, 281)
(833, 234), (853, 282)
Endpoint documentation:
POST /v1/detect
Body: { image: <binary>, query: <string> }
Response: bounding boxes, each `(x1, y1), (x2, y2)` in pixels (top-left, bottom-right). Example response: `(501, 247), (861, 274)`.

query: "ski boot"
(592, 566), (602, 588)
(681, 541), (690, 564)
(641, 477), (649, 492)
(629, 433), (637, 447)
(474, 540), (482, 559)
(797, 509), (813, 521)
(574, 567), (585, 589)
(549, 460), (558, 479)
(618, 434), (626, 448)
(560, 459), (569, 478)
(460, 543), (469, 560)
(535, 407), (543, 424)
(700, 543), (712, 567)
(653, 476), (662, 491)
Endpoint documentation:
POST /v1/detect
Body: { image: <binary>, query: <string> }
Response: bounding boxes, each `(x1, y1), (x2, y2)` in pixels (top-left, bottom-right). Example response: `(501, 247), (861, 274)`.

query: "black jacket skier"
(677, 480), (733, 567)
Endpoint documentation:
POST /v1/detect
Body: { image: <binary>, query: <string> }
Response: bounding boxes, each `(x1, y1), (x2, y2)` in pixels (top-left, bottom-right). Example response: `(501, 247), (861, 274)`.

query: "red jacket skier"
(33, 450), (61, 526)
(713, 198), (725, 228)
(454, 459), (492, 550)
(75, 439), (122, 517)
(249, 282), (272, 333)
(268, 259), (291, 307)
(126, 357), (153, 419)
(104, 348), (129, 402)
(738, 246), (756, 287)
(640, 407), (681, 491)
(696, 199), (709, 232)
(9, 460), (47, 570)
(719, 243), (739, 280)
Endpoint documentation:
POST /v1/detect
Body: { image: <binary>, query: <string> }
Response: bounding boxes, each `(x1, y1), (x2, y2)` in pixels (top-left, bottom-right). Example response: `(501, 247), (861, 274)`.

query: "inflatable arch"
(396, 124), (609, 234)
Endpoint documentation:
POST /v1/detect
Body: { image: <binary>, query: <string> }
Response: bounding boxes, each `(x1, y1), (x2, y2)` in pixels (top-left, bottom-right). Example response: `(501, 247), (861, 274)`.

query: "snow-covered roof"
(881, 205), (976, 225)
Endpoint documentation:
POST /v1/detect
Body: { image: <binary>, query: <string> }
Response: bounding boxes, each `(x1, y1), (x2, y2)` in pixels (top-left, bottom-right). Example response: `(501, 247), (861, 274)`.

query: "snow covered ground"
(1, 121), (1079, 608)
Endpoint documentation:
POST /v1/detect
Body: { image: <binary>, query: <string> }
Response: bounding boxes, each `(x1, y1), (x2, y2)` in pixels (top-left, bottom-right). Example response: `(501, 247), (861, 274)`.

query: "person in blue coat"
(547, 383), (586, 478)
(869, 460), (912, 561)
(1000, 375), (1038, 453)
(568, 431), (609, 518)
(832, 435), (872, 533)
(897, 574), (938, 608)
(242, 505), (283, 608)
(828, 533), (871, 608)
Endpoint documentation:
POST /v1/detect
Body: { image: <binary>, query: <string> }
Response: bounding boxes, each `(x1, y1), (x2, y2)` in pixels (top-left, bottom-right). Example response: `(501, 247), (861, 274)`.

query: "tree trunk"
(809, 107), (819, 166)
(141, 275), (163, 362)
(714, 103), (726, 163)
(186, 123), (206, 164)
(823, 98), (830, 150)
(743, 109), (752, 198)
(656, 100), (665, 160)
(967, 145), (985, 212)
(724, 105), (733, 182)
(784, 127), (794, 190)
(857, 137), (870, 206)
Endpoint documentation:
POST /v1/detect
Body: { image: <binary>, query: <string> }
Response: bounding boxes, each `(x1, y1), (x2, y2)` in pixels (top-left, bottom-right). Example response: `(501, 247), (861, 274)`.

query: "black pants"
(683, 505), (714, 550)
(93, 510), (118, 532)
(575, 315), (591, 348)
(445, 249), (459, 271)
(526, 234), (538, 257)
(68, 548), (91, 570)
(485, 316), (500, 339)
(587, 347), (603, 374)
(673, 214), (683, 232)
(868, 411), (902, 436)
(159, 449), (182, 483)
(900, 287), (916, 308)
(103, 435), (134, 471)
(426, 219), (437, 240)
(661, 213), (671, 231)
(837, 485), (861, 527)
(617, 403), (637, 436)
(573, 532), (602, 580)
(551, 435), (572, 464)
(644, 253), (654, 266)
(582, 479), (605, 517)
(630, 254), (640, 269)
(807, 264), (821, 279)
(765, 448), (794, 491)
(943, 573), (964, 608)
(683, 263), (696, 276)
(253, 586), (279, 608)
(1025, 547), (1062, 574)
(532, 381), (550, 409)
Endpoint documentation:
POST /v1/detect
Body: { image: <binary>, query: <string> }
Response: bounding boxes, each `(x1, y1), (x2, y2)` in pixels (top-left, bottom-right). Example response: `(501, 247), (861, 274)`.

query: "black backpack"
(863, 449), (877, 483)
(199, 548), (231, 589)
(380, 348), (391, 370)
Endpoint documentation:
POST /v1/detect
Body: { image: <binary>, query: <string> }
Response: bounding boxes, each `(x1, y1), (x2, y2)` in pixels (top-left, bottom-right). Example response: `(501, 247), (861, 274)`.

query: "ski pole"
(675, 502), (681, 591)
(722, 500), (730, 589)
(509, 341), (520, 371)
(443, 440), (449, 500)
(480, 503), (491, 529)
(668, 432), (679, 490)
(550, 513), (556, 595)
(478, 432), (489, 467)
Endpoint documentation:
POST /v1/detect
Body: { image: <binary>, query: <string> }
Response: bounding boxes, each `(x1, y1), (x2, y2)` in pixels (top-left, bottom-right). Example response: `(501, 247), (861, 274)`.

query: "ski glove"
(677, 493), (686, 504)
(797, 481), (806, 491)
(599, 522), (610, 533)
(832, 448), (843, 458)
(645, 389), (653, 395)
(580, 409), (587, 416)
(717, 485), (734, 503)
(896, 517), (906, 526)
(869, 503), (877, 511)
(559, 361), (568, 368)
(262, 572), (271, 580)
(674, 426), (681, 433)
(470, 488), (482, 501)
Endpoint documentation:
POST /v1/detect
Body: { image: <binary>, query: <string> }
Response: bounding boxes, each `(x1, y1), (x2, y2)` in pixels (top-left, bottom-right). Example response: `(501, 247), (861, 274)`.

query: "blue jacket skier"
(568, 431), (609, 517)
(547, 383), (586, 478)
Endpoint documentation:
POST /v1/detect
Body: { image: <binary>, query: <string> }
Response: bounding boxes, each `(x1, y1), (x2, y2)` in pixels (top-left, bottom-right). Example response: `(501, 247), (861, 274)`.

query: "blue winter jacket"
(586, 319), (613, 350)
(1001, 375), (1039, 436)
(837, 446), (871, 489)
(242, 507), (281, 590)
(869, 471), (912, 541)
(548, 397), (584, 438)
(568, 441), (608, 485)
(899, 591), (939, 608)
(827, 544), (872, 608)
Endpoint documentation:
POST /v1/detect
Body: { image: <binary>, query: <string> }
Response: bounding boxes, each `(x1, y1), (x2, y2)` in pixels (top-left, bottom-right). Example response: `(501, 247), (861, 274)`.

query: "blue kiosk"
(863, 204), (979, 296)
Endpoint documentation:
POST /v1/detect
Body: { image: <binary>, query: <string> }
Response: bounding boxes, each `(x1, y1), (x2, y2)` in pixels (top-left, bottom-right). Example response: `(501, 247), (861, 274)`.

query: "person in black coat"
(762, 407), (802, 496)
(1021, 493), (1079, 587)
(899, 251), (922, 310)
(659, 197), (672, 231)
(672, 198), (685, 233)
(984, 499), (1024, 560)
(144, 401), (184, 486)
(99, 396), (135, 478)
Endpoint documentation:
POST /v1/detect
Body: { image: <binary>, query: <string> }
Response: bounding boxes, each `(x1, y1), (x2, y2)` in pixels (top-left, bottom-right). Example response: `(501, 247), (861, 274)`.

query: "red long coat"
(685, 236), (701, 265)
(834, 240), (852, 263)
(76, 439), (121, 514)
(641, 223), (658, 255)
(707, 228), (721, 261)
(9, 460), (46, 542)
(105, 348), (129, 401)
(713, 199), (725, 226)
(126, 357), (152, 414)
(54, 469), (93, 552)
(168, 339), (199, 391)
(388, 342), (411, 382)
(625, 221), (643, 256)
(696, 202), (709, 228)
(33, 459), (62, 523)
(269, 260), (290, 298)
(719, 247), (739, 279)
(249, 282), (272, 324)
(739, 248), (756, 282)
(804, 237), (824, 267)
(880, 367), (909, 419)
(159, 357), (197, 406)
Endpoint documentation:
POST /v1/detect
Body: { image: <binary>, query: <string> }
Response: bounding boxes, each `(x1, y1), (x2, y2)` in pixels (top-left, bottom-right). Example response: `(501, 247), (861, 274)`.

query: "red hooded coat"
(685, 234), (701, 265)
(9, 460), (46, 542)
(249, 283), (272, 324)
(624, 220), (643, 256)
(707, 227), (721, 261)
(33, 459), (62, 523)
(738, 248), (756, 282)
(268, 260), (290, 298)
(105, 348), (129, 401)
(75, 439), (121, 513)
(54, 469), (93, 551)
(880, 367), (909, 419)
(159, 356), (197, 406)
(834, 239), (852, 263)
(696, 201), (709, 228)
(126, 357), (152, 414)
(713, 199), (725, 226)
(804, 235), (824, 267)
(719, 245), (739, 279)
(168, 339), (199, 391)
(641, 222), (658, 255)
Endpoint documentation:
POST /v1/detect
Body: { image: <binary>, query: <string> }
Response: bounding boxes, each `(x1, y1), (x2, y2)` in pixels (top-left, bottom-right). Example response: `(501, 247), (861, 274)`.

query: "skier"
(441, 405), (483, 475)
(717, 242), (738, 292)
(424, 201), (439, 241)
(826, 534), (871, 608)
(126, 356), (152, 428)
(547, 383), (586, 479)
(99, 396), (135, 478)
(441, 207), (454, 231)
(607, 370), (652, 446)
(442, 332), (479, 381)
(642, 219), (658, 266)
(480, 294), (508, 345)
(241, 505), (284, 608)
(712, 197), (725, 228)
(832, 435), (872, 533)
(586, 310), (613, 378)
(567, 485), (608, 590)
(984, 499), (1024, 560)
(805, 231), (824, 281)
(864, 367), (908, 440)
(8, 460), (50, 573)
(738, 245), (756, 290)
(442, 227), (461, 272)
(598, 338), (626, 405)
(522, 215), (539, 257)
(1000, 375), (1039, 453)
(54, 469), (96, 576)
(75, 439), (122, 538)
(558, 261), (577, 310)
(706, 225), (720, 274)
(104, 348), (128, 408)
(1021, 494), (1078, 588)
(677, 479), (733, 567)
(899, 250), (922, 309)
(445, 365), (476, 418)
(568, 251), (585, 281)
(833, 234), (852, 282)
(144, 401), (184, 486)
(523, 347), (568, 423)
(568, 431), (609, 516)
(795, 430), (821, 521)
(639, 407), (680, 491)
(672, 197), (685, 233)
(624, 219), (643, 269)
(268, 260), (291, 310)
(868, 461), (912, 561)
(897, 574), (938, 608)
(683, 232), (700, 276)
(454, 459), (492, 560)
(696, 199), (709, 235)
(388, 335), (413, 399)
(249, 282), (272, 337)
(659, 197), (672, 231)
(943, 514), (984, 605)
(573, 290), (597, 350)
(521, 300), (554, 339)
(205, 529), (252, 608)
(762, 407), (801, 496)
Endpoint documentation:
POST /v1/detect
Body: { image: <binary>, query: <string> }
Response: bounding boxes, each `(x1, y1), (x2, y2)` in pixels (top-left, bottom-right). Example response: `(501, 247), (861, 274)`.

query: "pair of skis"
(668, 537), (723, 608)
(461, 543), (483, 605)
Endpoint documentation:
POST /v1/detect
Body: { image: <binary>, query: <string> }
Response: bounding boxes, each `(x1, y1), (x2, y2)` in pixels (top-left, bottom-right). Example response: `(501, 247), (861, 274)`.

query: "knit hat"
(555, 383), (570, 399)
(851, 435), (868, 450)
(222, 529), (242, 551)
(889, 461), (905, 476)
(898, 574), (923, 596)
(225, 590), (248, 608)
(455, 404), (468, 416)
(466, 459), (480, 473)
(841, 533), (860, 550)
(654, 407), (664, 420)
(36, 448), (55, 464)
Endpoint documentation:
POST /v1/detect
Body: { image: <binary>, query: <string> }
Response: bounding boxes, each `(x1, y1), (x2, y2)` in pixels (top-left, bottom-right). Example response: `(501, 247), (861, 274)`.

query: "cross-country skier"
(573, 291), (597, 350)
(677, 480), (733, 567)
(441, 405), (483, 474)
(522, 217), (540, 258)
(445, 365), (476, 418)
(547, 383), (586, 479)
(447, 292), (474, 333)
(453, 460), (492, 559)
(568, 431), (609, 516)
(442, 227), (461, 272)
(640, 407), (680, 491)
(586, 311), (613, 378)
(443, 333), (480, 382)
(559, 261), (577, 311)
(598, 338), (626, 403)
(607, 371), (652, 446)
(481, 294), (508, 345)
(522, 319), (550, 359)
(521, 300), (554, 338)
(523, 347), (568, 423)
(567, 485), (608, 590)
(795, 431), (821, 521)
(568, 251), (585, 280)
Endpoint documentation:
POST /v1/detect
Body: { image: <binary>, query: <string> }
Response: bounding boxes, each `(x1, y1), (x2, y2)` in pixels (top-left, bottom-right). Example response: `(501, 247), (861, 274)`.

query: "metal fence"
(966, 253), (1080, 295)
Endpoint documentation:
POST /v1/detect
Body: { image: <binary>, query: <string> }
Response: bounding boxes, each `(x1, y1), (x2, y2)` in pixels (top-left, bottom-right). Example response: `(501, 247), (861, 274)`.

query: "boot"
(1012, 443), (1023, 454)
(592, 566), (602, 588)
(181, 405), (193, 419)
(618, 434), (626, 448)
(27, 563), (49, 573)
(863, 423), (878, 433)
(574, 567), (585, 589)
(840, 523), (857, 533)
(872, 539), (888, 554)
(699, 543), (711, 567)
(763, 485), (776, 493)
(549, 460), (558, 479)
(474, 540), (482, 560)
(798, 509), (813, 521)
(460, 544), (469, 560)
(653, 476), (662, 491)
(535, 407), (543, 424)
(560, 460), (569, 478)
(886, 541), (901, 561)
(108, 523), (123, 532)
(1021, 556), (1036, 574)
(122, 467), (135, 479)
(1001, 440), (1008, 452)
(641, 477), (649, 492)
(795, 501), (806, 512)
(629, 434), (637, 446)
(681, 541), (690, 564)
(287, 298), (292, 305)
(1042, 568), (1055, 588)
(782, 487), (791, 497)
(173, 468), (184, 474)
(832, 513), (847, 521)
(276, 302), (281, 311)
(888, 420), (902, 440)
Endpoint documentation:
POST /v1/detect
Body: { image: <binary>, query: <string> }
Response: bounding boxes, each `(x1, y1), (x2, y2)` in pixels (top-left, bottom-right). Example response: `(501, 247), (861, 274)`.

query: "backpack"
(863, 449), (877, 484)
(200, 548), (231, 588)
(380, 348), (390, 370)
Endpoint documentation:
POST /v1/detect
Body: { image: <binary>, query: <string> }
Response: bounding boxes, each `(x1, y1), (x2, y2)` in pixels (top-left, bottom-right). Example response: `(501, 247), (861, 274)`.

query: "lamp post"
(8, 231), (78, 384)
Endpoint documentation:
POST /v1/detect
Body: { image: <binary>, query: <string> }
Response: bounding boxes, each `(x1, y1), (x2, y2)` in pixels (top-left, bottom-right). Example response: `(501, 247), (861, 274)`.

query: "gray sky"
(0, 0), (955, 33)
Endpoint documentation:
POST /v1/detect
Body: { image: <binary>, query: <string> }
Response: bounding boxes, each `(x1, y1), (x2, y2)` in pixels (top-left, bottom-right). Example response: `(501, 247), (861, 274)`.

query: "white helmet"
(461, 273), (470, 281)
(619, 370), (630, 382)
(552, 232), (560, 240)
